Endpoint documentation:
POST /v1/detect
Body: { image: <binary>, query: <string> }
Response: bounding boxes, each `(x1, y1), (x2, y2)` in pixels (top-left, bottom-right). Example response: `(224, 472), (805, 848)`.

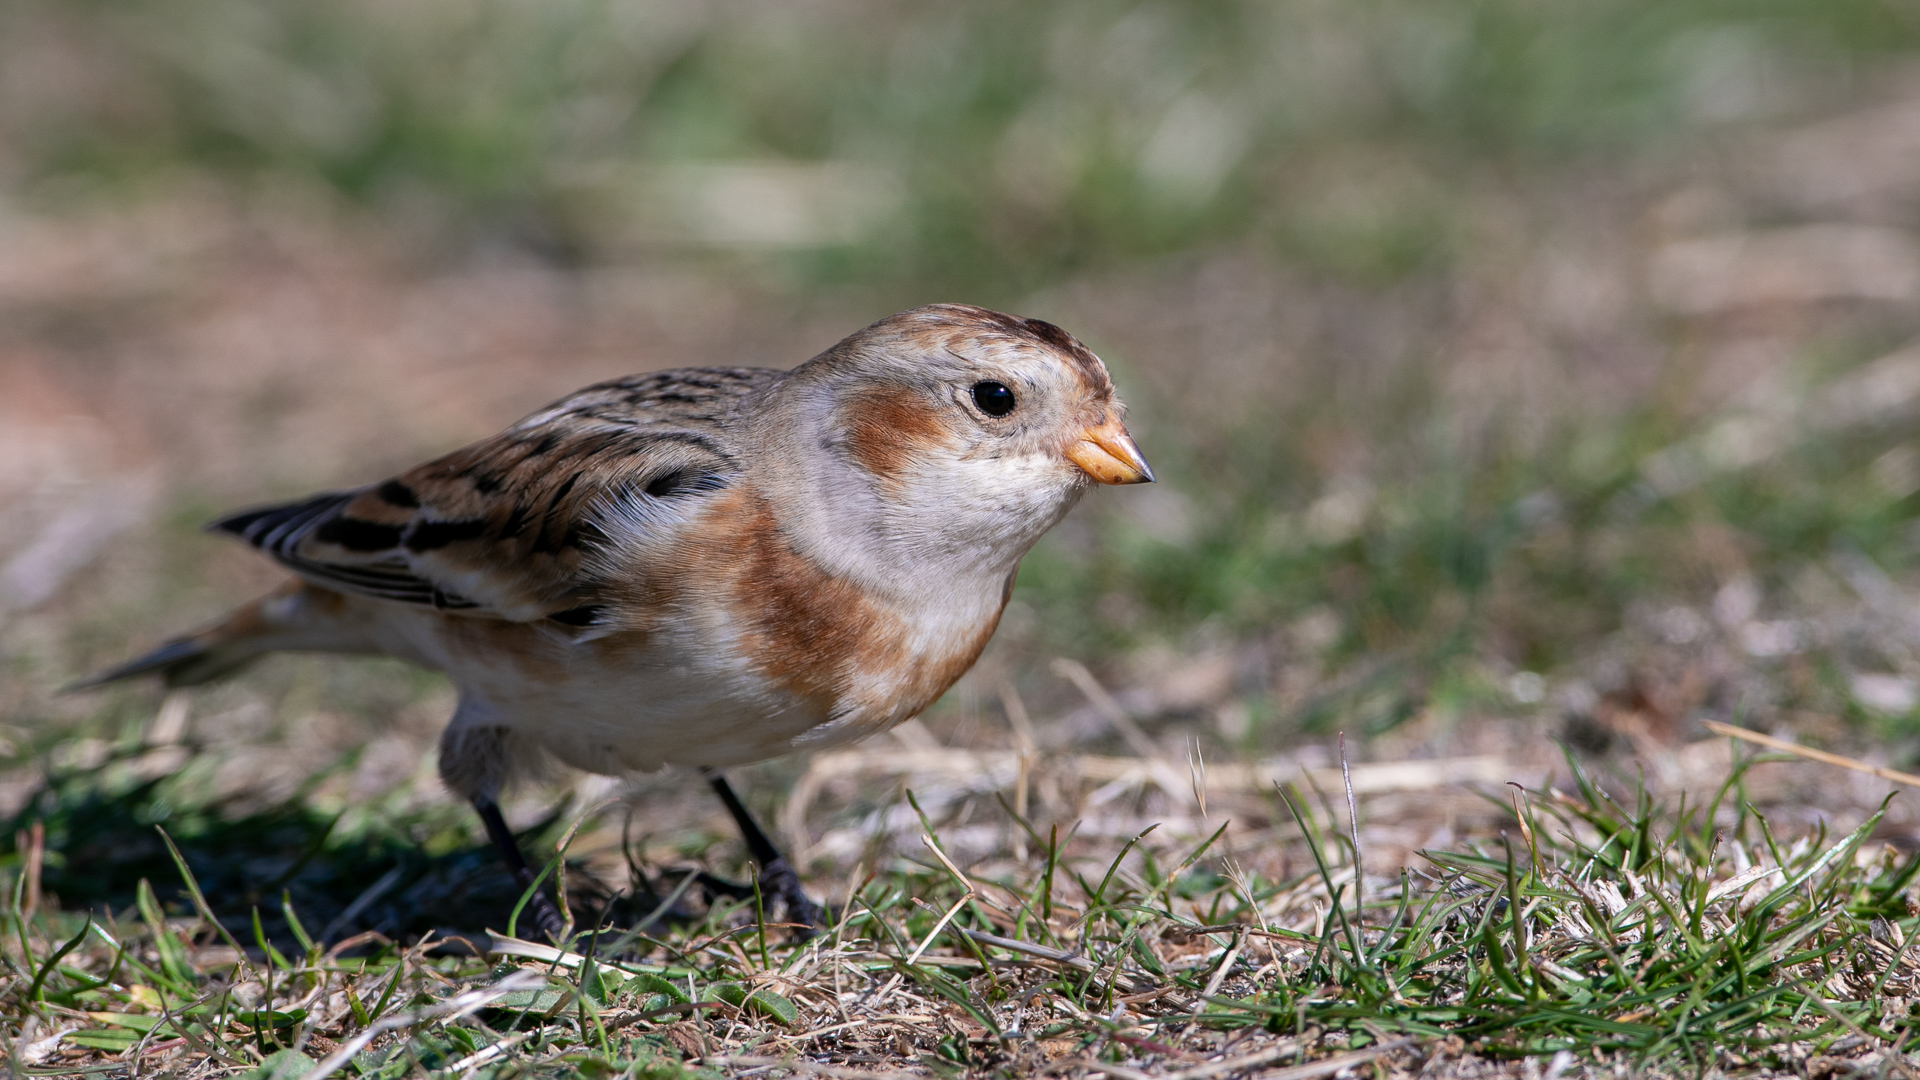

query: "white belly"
(351, 567), (1004, 778)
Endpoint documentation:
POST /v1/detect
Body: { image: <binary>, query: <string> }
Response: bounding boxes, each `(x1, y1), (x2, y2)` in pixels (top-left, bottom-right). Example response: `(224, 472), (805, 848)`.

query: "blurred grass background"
(10, 0), (1920, 924)
(12, 0), (1916, 283)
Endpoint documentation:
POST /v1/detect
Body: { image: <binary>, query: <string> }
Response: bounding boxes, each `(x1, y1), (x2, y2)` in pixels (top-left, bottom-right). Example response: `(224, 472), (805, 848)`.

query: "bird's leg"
(472, 796), (569, 943)
(702, 769), (826, 932)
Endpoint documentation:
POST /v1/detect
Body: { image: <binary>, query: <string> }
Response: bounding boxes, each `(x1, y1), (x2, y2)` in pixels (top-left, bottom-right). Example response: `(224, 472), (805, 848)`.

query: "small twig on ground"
(1339, 732), (1362, 917)
(1258, 1037), (1420, 1080)
(1705, 720), (1920, 787)
(1170, 1038), (1307, 1080)
(700, 1056), (933, 1080)
(1200, 930), (1244, 999)
(959, 929), (1094, 972)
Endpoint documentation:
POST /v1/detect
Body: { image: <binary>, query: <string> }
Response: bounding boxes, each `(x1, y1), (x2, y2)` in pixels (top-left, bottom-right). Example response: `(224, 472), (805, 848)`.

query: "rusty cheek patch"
(709, 489), (907, 721)
(841, 386), (952, 484)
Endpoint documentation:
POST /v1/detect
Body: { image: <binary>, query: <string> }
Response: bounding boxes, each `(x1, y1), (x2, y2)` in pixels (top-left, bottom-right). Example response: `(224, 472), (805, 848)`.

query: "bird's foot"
(696, 859), (829, 937)
(526, 888), (571, 943)
(759, 856), (828, 934)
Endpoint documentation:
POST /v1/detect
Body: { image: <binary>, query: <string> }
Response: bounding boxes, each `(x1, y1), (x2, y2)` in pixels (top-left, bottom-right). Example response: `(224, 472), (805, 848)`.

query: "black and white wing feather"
(211, 367), (775, 622)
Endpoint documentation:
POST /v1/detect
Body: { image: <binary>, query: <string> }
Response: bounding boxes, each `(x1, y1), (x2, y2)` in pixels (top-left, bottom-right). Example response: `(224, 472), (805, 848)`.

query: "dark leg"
(702, 769), (825, 932)
(472, 796), (569, 942)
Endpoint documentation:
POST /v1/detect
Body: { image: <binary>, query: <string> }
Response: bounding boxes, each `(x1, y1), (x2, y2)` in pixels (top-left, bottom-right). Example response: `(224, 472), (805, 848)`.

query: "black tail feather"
(65, 623), (267, 691)
(64, 637), (209, 692)
(209, 491), (357, 556)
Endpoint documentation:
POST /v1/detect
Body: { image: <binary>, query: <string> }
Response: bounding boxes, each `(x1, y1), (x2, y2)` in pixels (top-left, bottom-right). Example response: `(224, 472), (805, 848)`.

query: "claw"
(525, 891), (569, 943)
(757, 856), (828, 935)
(472, 794), (571, 944)
(695, 861), (829, 937)
(700, 770), (829, 936)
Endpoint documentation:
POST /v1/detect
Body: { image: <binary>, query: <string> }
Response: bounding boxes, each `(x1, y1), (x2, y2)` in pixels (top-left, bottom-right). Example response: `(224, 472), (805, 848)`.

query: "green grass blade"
(24, 915), (92, 1003)
(155, 826), (251, 963)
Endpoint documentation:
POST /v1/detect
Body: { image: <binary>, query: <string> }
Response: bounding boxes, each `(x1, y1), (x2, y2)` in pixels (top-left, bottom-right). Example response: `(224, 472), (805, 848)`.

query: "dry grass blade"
(1257, 1038), (1423, 1080)
(489, 933), (600, 968)
(304, 969), (545, 1080)
(904, 892), (973, 965)
(959, 928), (1096, 972)
(442, 1030), (531, 1072)
(1079, 1038), (1344, 1080)
(701, 1056), (934, 1079)
(1704, 720), (1920, 787)
(1199, 930), (1244, 999)
(1165, 1038), (1306, 1080)
(792, 746), (1505, 798)
(6, 742), (1919, 1078)
(1340, 732), (1363, 915)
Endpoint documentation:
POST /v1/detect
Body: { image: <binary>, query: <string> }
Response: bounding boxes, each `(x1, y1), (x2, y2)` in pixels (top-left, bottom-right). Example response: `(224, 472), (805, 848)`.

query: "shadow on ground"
(0, 749), (646, 949)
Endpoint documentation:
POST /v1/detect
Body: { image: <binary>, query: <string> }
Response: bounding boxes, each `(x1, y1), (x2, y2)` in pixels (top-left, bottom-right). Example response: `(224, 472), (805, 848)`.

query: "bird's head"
(777, 304), (1152, 578)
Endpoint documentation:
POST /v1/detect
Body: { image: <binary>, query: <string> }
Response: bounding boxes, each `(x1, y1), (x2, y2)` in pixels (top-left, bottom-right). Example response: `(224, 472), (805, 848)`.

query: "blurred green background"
(10, 0), (1920, 920)
(13, 0), (1916, 288)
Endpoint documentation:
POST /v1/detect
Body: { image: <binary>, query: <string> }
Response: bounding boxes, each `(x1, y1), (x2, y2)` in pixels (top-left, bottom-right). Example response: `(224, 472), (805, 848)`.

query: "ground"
(12, 3), (1920, 1076)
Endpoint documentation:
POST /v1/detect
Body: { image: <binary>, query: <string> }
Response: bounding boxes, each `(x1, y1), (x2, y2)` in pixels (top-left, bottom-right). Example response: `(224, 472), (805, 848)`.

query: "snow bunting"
(80, 303), (1153, 937)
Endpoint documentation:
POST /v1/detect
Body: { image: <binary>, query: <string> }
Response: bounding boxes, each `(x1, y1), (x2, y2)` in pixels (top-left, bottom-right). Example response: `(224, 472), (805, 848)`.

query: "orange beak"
(1064, 414), (1155, 485)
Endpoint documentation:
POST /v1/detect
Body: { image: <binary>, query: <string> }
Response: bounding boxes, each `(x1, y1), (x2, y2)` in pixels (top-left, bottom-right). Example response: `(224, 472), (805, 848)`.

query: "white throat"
(757, 390), (1084, 606)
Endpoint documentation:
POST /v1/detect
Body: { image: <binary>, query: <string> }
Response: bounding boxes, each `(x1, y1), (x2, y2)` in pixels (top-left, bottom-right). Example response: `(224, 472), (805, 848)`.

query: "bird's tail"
(67, 580), (339, 691)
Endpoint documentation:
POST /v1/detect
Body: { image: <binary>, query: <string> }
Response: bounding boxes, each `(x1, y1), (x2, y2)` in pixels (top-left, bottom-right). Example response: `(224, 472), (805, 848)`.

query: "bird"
(76, 303), (1154, 940)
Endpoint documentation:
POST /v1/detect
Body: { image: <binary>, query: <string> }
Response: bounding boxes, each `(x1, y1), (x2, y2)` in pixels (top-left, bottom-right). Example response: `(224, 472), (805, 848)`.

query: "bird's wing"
(212, 367), (776, 623)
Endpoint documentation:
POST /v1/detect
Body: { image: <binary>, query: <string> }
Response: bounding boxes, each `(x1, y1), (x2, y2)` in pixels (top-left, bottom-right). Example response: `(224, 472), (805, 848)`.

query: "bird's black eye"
(972, 381), (1016, 417)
